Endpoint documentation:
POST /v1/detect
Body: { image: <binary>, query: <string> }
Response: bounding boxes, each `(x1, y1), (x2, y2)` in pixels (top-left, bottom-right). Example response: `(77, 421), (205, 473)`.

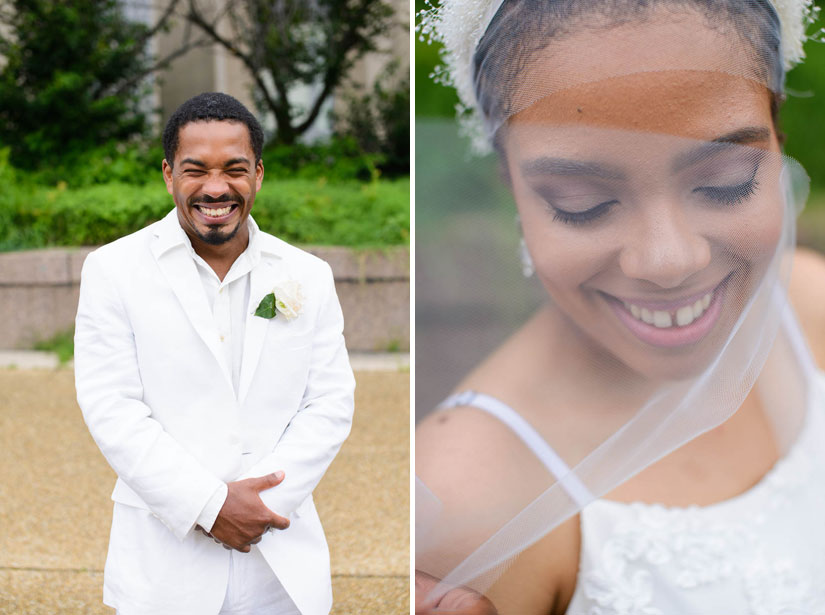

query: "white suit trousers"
(219, 548), (301, 615)
(116, 547), (301, 615)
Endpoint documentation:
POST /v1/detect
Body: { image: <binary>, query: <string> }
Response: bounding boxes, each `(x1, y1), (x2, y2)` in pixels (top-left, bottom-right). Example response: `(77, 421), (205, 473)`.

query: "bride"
(415, 1), (825, 613)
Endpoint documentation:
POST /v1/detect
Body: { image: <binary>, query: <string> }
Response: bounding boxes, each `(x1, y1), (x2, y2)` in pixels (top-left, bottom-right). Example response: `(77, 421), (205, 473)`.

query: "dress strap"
(439, 391), (594, 508)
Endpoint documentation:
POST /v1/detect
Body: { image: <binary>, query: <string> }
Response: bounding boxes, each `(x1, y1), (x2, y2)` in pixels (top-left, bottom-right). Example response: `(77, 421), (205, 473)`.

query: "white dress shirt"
(185, 221), (262, 532)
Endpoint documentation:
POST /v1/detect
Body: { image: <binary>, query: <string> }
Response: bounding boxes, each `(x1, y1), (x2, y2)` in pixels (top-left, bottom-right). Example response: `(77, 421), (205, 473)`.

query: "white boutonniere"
(254, 280), (304, 321)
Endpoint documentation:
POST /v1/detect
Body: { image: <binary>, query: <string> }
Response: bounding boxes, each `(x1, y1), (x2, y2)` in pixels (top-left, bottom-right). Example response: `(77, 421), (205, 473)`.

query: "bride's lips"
(192, 203), (239, 224)
(601, 275), (731, 348)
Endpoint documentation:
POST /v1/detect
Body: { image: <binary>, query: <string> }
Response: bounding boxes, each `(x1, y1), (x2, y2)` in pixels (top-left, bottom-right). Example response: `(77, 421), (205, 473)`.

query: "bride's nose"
(618, 203), (711, 288)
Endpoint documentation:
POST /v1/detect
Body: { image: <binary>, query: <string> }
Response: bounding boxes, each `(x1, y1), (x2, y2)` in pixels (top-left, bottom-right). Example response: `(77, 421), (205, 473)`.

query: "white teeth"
(653, 310), (672, 328)
(623, 291), (714, 329)
(199, 205), (232, 217)
(676, 305), (694, 327)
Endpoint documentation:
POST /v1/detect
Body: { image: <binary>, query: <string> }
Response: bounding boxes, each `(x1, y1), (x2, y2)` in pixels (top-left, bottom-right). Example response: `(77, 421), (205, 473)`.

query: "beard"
(187, 192), (244, 245)
(195, 219), (243, 245)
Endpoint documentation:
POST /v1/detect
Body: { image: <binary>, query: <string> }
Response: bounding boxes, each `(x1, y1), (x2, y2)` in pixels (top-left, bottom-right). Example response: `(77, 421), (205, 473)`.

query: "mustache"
(188, 193), (241, 206)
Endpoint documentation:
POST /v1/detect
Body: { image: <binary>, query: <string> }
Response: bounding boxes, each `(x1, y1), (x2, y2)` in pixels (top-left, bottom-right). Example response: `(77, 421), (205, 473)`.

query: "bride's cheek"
(720, 196), (785, 265)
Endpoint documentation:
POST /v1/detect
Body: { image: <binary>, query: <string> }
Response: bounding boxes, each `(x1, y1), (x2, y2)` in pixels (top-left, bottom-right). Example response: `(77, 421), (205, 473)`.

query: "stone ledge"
(0, 246), (409, 351)
(0, 246), (408, 284)
(0, 248), (94, 286)
(304, 246), (409, 281)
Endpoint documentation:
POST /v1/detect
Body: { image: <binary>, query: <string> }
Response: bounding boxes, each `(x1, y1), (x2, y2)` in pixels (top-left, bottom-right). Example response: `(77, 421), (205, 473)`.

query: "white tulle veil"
(416, 0), (816, 609)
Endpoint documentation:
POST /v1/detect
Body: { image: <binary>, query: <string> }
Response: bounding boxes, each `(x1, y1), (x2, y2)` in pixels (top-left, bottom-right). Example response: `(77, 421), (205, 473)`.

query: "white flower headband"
(418, 0), (821, 152)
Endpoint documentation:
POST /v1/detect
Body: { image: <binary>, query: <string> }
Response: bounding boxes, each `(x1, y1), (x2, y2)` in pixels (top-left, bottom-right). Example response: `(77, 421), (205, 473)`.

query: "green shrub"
(26, 141), (164, 188)
(8, 136), (383, 188)
(0, 175), (409, 250)
(33, 328), (75, 365)
(252, 178), (410, 246)
(261, 137), (383, 182)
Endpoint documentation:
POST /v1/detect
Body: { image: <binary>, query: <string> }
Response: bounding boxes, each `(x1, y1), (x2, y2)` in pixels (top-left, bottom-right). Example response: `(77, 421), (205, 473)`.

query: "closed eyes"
(537, 167), (760, 227)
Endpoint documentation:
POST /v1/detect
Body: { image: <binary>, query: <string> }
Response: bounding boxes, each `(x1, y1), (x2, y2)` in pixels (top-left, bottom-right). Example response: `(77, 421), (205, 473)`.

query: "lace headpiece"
(418, 0), (821, 151)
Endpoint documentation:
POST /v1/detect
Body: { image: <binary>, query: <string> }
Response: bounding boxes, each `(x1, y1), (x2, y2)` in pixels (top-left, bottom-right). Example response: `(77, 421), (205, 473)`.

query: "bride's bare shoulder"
(789, 247), (825, 365)
(416, 309), (580, 615)
(417, 307), (566, 479)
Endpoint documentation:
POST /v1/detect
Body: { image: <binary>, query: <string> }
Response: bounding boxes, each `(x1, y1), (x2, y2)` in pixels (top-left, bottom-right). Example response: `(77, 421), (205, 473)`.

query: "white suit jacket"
(74, 209), (355, 615)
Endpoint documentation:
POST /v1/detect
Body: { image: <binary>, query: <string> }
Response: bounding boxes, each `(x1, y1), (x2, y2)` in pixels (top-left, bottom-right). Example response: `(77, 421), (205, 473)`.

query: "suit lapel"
(238, 256), (287, 404)
(150, 211), (233, 385)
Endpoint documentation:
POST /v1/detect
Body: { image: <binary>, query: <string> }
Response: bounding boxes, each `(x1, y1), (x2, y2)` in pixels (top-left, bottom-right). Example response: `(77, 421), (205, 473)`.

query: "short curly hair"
(162, 92), (264, 167)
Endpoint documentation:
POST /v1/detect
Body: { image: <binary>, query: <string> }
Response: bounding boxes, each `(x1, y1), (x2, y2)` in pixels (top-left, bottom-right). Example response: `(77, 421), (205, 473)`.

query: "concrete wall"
(0, 246), (408, 352)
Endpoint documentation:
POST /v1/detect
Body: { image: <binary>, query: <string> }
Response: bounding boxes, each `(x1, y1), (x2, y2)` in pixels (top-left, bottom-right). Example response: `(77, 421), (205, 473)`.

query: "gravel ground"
(0, 368), (409, 614)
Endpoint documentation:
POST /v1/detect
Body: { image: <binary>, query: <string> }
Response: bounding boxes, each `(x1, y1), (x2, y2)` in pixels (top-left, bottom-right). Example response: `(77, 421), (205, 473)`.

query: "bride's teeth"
(653, 310), (672, 328)
(676, 305), (694, 327)
(623, 289), (715, 328)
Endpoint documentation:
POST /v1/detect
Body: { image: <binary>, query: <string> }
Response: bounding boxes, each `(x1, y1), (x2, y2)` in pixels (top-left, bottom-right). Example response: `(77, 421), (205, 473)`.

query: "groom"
(74, 92), (355, 615)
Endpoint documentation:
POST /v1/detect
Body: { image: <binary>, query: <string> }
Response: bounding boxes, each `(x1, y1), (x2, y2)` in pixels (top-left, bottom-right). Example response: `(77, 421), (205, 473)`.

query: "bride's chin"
(549, 304), (735, 383)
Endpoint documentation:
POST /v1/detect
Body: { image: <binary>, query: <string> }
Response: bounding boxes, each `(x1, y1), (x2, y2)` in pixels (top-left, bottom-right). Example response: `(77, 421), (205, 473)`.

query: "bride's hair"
(474, 0), (785, 145)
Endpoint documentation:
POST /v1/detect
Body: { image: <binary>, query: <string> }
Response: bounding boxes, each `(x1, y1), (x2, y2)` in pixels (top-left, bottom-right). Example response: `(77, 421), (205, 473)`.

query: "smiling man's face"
(162, 120), (263, 253)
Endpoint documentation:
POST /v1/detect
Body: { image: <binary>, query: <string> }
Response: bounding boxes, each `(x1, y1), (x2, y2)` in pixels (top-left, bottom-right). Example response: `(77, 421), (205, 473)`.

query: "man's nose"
(201, 173), (231, 197)
(618, 203), (711, 288)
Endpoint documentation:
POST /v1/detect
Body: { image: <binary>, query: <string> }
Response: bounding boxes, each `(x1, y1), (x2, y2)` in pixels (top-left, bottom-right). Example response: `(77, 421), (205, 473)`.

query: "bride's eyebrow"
(520, 157), (626, 180)
(672, 127), (771, 172)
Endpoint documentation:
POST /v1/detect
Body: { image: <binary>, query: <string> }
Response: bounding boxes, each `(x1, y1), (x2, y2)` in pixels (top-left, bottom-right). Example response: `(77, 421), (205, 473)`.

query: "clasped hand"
(196, 471), (290, 552)
(415, 570), (498, 615)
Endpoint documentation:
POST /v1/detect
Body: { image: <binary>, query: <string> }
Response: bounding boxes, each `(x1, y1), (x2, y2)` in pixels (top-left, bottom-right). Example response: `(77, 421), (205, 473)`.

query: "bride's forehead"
(488, 8), (772, 133)
(505, 71), (773, 143)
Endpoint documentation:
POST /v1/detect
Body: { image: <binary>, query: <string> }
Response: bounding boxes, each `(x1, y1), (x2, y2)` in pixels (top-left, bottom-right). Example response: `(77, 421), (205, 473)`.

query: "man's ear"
(162, 159), (174, 195)
(255, 160), (264, 191)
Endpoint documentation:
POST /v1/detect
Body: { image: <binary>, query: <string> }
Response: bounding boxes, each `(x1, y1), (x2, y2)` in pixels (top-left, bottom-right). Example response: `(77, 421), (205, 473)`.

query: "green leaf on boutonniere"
(254, 292), (278, 319)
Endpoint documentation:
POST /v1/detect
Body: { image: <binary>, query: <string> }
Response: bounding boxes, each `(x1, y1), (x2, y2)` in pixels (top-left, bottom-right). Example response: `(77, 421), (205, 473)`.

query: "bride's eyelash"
(551, 200), (618, 226)
(546, 165), (759, 225)
(694, 170), (760, 206)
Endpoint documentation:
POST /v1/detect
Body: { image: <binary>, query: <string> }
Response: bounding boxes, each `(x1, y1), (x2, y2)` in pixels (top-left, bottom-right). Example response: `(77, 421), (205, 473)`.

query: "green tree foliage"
(781, 2), (825, 195)
(335, 61), (410, 177)
(0, 147), (409, 250)
(185, 0), (399, 145)
(0, 0), (155, 168)
(415, 0), (458, 117)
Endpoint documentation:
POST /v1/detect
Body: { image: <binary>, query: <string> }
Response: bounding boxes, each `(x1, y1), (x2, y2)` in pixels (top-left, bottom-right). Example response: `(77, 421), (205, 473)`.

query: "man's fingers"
(247, 471), (285, 492)
(268, 513), (290, 531)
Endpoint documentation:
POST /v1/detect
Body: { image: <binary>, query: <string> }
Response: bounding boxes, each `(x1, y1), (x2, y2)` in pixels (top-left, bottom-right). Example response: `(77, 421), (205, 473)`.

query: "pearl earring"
(519, 236), (535, 278)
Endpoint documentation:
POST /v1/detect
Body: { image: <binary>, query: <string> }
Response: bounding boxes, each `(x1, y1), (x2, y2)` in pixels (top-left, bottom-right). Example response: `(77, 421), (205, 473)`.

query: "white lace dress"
(439, 371), (825, 614)
(566, 372), (825, 615)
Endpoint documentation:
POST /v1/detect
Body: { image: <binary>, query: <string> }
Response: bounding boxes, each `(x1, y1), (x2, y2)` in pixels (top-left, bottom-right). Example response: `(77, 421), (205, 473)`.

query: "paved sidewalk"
(0, 350), (410, 372)
(0, 369), (409, 614)
(0, 350), (62, 369)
